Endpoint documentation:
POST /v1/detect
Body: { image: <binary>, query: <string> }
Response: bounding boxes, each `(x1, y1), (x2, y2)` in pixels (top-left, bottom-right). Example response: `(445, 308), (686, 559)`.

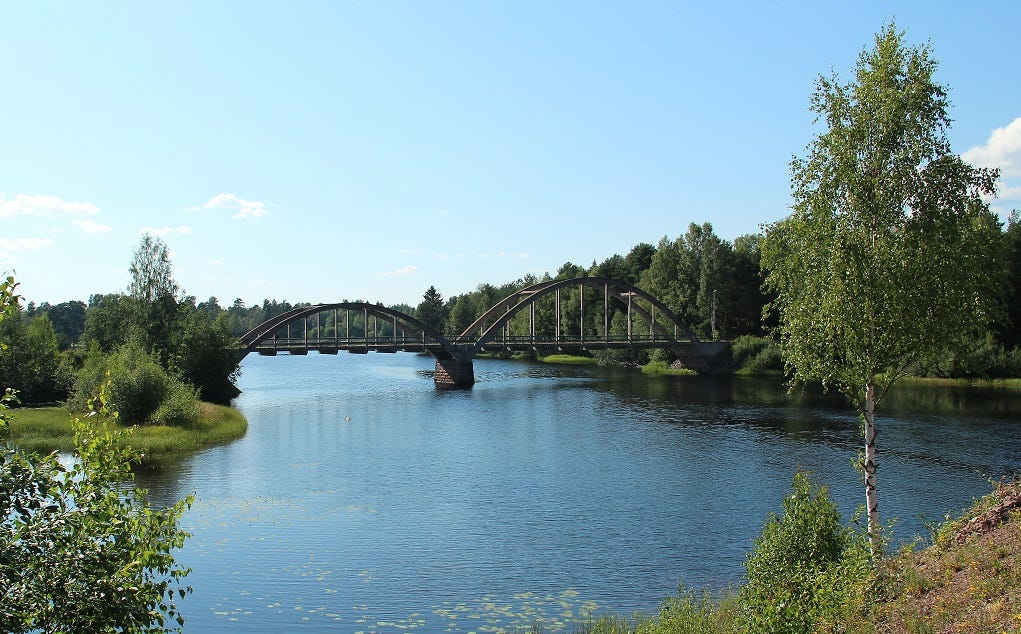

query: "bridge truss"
(239, 277), (726, 386)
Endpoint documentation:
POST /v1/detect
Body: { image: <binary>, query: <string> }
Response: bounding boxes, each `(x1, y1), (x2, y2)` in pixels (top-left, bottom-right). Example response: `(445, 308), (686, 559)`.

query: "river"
(138, 352), (1021, 632)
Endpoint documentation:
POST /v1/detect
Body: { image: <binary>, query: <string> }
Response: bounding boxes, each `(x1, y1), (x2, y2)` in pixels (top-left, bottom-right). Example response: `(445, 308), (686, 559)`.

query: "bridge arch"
(239, 302), (462, 360)
(456, 276), (703, 355)
(237, 277), (723, 388)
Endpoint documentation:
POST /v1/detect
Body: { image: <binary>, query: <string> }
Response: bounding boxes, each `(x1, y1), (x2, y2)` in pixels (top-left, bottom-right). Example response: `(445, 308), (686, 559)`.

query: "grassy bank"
(3, 403), (247, 468)
(641, 360), (698, 376)
(539, 354), (599, 365)
(897, 375), (1021, 390)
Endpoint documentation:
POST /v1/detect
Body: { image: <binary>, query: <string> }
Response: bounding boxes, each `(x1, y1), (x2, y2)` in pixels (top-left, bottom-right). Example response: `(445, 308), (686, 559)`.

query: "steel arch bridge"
(239, 277), (728, 387)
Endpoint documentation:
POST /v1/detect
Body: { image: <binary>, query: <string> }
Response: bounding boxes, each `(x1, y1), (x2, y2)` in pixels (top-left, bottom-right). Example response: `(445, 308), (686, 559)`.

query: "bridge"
(239, 277), (729, 387)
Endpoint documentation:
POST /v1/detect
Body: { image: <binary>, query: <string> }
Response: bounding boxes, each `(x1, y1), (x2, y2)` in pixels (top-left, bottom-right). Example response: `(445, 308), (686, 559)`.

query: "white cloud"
(0, 237), (52, 251)
(0, 237), (53, 264)
(999, 184), (1021, 201)
(0, 193), (99, 219)
(379, 265), (417, 277)
(73, 218), (112, 234)
(963, 118), (1021, 217)
(963, 117), (1021, 177)
(434, 253), (449, 260)
(190, 193), (268, 219)
(141, 225), (192, 237)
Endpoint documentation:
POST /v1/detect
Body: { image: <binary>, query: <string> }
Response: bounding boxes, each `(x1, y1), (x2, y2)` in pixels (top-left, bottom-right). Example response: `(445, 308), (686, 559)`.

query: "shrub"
(71, 342), (198, 426)
(151, 379), (200, 427)
(108, 342), (170, 425)
(647, 588), (734, 634)
(731, 335), (783, 374)
(739, 472), (872, 633)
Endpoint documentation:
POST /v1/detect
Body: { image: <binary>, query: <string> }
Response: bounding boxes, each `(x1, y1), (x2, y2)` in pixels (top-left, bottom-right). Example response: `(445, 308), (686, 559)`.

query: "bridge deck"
(248, 335), (701, 356)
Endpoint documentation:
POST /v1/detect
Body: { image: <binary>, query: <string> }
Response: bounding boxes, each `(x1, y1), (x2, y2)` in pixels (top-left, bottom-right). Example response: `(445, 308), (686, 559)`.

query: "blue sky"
(2, 1), (1020, 308)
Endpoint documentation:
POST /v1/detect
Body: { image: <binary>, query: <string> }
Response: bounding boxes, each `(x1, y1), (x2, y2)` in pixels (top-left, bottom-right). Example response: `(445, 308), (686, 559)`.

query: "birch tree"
(761, 23), (1003, 555)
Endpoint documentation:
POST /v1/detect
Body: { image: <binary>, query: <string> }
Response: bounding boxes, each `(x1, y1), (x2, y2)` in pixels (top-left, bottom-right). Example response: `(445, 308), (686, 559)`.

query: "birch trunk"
(864, 381), (880, 556)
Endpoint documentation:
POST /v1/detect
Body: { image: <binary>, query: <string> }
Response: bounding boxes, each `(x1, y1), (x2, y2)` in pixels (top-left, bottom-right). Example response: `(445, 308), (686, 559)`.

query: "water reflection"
(139, 353), (1021, 633)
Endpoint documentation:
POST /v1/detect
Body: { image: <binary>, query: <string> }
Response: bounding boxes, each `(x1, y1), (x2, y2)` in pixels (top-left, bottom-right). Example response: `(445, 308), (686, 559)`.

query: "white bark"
(864, 381), (880, 556)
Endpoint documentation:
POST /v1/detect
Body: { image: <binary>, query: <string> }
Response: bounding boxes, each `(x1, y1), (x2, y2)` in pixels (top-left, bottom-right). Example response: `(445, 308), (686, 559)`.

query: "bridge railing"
(250, 336), (437, 349)
(253, 333), (690, 350)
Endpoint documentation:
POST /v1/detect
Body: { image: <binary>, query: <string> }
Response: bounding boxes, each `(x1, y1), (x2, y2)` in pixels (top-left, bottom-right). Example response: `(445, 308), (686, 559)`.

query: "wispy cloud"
(434, 251), (534, 261)
(999, 184), (1021, 201)
(73, 218), (112, 234)
(141, 225), (192, 237)
(379, 265), (417, 277)
(0, 237), (53, 251)
(0, 237), (53, 264)
(188, 193), (268, 219)
(0, 193), (99, 219)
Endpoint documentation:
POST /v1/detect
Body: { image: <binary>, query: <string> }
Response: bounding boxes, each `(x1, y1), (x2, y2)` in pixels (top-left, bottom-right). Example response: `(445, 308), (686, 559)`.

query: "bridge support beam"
(434, 358), (475, 388)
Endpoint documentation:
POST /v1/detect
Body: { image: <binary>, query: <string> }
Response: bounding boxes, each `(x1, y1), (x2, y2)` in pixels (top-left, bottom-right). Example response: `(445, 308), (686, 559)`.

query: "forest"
(2, 214), (1021, 411)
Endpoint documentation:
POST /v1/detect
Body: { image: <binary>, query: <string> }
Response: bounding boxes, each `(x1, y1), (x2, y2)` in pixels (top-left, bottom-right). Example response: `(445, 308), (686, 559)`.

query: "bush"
(739, 472), (872, 633)
(647, 588), (736, 634)
(108, 342), (170, 425)
(72, 342), (198, 426)
(151, 379), (199, 427)
(731, 335), (783, 374)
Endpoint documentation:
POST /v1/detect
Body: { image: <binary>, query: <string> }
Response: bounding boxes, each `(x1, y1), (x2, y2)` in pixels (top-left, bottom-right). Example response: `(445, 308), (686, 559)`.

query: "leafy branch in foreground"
(2, 275), (193, 633)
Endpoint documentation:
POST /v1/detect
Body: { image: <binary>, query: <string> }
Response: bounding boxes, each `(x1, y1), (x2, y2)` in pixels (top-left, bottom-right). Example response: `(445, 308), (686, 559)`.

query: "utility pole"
(711, 289), (718, 340)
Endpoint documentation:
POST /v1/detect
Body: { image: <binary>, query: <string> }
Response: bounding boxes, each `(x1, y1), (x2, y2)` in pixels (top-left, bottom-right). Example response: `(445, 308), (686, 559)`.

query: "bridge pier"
(434, 358), (475, 388)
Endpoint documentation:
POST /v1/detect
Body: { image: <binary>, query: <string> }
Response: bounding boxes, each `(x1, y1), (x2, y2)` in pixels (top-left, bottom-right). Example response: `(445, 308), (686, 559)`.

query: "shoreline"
(2, 402), (248, 469)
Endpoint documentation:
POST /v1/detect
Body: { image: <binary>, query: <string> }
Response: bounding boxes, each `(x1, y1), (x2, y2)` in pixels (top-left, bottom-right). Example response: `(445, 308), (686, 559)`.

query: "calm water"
(139, 352), (1021, 632)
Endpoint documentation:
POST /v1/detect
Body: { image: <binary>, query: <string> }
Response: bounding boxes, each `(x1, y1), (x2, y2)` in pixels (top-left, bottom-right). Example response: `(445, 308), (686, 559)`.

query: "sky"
(2, 1), (1020, 308)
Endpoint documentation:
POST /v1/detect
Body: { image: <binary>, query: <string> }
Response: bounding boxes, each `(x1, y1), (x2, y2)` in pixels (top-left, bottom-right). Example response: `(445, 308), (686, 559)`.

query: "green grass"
(3, 403), (247, 469)
(641, 361), (698, 376)
(539, 354), (598, 365)
(897, 376), (1021, 389)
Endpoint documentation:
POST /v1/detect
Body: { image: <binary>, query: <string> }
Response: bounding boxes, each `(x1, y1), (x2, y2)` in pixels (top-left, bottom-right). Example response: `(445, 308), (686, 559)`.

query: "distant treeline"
(7, 217), (1021, 406)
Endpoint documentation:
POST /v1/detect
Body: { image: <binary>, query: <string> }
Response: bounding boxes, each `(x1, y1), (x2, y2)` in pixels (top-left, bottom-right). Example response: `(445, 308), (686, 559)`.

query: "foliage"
(0, 392), (193, 632)
(71, 342), (199, 427)
(0, 311), (67, 403)
(130, 233), (179, 304)
(993, 210), (1021, 351)
(761, 22), (1004, 548)
(171, 307), (240, 403)
(1, 275), (193, 633)
(763, 22), (1002, 406)
(74, 237), (241, 405)
(641, 360), (697, 376)
(646, 588), (738, 634)
(739, 472), (873, 633)
(730, 335), (783, 375)
(416, 285), (448, 334)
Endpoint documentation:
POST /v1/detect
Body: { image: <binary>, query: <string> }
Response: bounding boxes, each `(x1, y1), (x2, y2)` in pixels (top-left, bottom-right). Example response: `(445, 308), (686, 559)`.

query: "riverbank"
(2, 403), (247, 468)
(536, 479), (1021, 634)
